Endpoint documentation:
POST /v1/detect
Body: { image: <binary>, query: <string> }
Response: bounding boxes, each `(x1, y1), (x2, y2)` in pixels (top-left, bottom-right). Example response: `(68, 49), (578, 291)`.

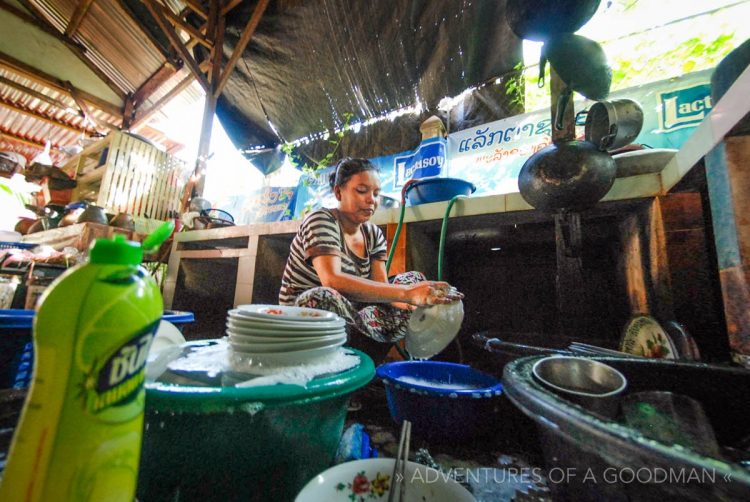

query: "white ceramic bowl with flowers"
(295, 458), (475, 502)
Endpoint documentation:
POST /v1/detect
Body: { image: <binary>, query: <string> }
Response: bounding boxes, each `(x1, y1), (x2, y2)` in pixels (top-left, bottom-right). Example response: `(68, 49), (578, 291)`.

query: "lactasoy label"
(394, 139), (446, 187)
(658, 83), (712, 132)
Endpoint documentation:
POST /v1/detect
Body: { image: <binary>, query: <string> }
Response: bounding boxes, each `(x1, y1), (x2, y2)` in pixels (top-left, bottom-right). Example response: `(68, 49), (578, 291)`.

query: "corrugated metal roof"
(1, 0), (202, 164)
(28, 0), (166, 95)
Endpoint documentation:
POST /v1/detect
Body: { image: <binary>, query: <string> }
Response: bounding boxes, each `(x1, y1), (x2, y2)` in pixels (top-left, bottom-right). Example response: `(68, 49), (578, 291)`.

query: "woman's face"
(335, 170), (381, 224)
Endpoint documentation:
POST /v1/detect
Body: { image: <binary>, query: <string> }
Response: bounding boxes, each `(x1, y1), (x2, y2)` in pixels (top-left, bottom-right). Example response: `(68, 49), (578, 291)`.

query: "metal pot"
(198, 209), (234, 229)
(76, 205), (109, 225)
(15, 217), (36, 235)
(506, 0), (600, 41)
(109, 213), (135, 231)
(584, 99), (644, 151)
(518, 140), (616, 212)
(711, 38), (750, 136)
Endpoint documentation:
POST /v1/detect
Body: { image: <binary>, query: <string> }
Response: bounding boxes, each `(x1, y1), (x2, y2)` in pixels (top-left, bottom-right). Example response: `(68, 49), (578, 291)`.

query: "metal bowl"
(532, 356), (627, 418)
(378, 195), (400, 209)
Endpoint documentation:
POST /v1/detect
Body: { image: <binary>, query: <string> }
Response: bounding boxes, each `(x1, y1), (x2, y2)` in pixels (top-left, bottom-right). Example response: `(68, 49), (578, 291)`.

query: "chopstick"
(388, 419), (412, 502)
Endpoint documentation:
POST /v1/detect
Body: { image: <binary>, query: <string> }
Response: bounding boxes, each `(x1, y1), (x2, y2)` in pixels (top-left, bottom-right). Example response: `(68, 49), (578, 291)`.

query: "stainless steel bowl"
(378, 195), (400, 209)
(532, 356), (627, 418)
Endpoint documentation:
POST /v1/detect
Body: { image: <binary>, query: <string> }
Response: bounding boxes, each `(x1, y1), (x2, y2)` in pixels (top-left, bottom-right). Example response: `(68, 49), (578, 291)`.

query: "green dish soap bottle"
(0, 222), (174, 502)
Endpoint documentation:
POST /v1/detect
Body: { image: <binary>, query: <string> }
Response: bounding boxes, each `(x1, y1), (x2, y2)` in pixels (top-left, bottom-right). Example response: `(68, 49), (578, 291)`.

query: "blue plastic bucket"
(1, 309), (195, 389)
(161, 310), (195, 331)
(376, 361), (502, 443)
(405, 177), (476, 205)
(0, 310), (34, 388)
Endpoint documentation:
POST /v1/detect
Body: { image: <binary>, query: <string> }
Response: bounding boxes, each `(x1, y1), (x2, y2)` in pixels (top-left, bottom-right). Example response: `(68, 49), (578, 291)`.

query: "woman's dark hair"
(329, 157), (378, 189)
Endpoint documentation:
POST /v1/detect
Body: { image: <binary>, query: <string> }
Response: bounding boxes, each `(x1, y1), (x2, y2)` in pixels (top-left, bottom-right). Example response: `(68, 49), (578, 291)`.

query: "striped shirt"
(279, 208), (387, 305)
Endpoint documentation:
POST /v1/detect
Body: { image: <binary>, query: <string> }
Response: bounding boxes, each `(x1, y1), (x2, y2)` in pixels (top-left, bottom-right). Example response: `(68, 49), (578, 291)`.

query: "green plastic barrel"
(137, 342), (374, 501)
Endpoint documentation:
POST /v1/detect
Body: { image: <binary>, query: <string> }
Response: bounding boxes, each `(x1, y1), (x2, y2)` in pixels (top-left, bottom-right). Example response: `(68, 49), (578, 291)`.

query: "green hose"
(438, 195), (466, 281)
(385, 202), (407, 274)
(385, 187), (466, 280)
(385, 180), (417, 274)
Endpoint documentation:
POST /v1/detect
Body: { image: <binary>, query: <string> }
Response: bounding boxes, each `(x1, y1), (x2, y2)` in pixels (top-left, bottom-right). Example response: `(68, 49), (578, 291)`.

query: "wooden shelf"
(20, 222), (142, 252)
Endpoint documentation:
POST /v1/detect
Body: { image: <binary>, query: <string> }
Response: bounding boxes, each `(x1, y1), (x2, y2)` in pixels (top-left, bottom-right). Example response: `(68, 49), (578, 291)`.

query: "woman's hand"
(404, 281), (464, 306)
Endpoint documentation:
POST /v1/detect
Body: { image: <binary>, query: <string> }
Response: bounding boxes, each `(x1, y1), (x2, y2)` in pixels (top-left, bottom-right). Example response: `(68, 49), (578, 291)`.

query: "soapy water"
(395, 375), (483, 390)
(148, 339), (360, 388)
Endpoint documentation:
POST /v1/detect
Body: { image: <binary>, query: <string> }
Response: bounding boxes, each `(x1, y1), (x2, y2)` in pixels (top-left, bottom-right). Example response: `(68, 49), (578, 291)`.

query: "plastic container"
(503, 355), (750, 501)
(160, 310), (195, 332)
(0, 310), (34, 388)
(376, 361), (503, 443)
(406, 177), (476, 205)
(0, 223), (173, 502)
(137, 341), (375, 502)
(1, 309), (194, 390)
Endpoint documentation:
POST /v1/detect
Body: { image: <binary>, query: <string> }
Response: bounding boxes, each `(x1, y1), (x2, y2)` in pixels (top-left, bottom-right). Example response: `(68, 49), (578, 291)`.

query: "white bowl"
(295, 458), (475, 502)
(150, 320), (186, 354)
(405, 300), (464, 359)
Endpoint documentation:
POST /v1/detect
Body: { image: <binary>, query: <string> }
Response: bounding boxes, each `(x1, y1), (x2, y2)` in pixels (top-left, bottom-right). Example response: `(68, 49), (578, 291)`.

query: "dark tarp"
(169, 1), (523, 173)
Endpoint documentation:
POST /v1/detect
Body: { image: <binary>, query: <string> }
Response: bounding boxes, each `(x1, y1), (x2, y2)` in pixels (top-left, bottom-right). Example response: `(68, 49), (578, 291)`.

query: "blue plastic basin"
(406, 177), (476, 205)
(161, 310), (196, 328)
(376, 361), (502, 443)
(1, 309), (194, 389)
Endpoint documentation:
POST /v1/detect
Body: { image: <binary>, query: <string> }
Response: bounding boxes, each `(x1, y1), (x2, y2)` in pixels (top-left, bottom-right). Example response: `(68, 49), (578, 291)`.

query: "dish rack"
(61, 131), (191, 221)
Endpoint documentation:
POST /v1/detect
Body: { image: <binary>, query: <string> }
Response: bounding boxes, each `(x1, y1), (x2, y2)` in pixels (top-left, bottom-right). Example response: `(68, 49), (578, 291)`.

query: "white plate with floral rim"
(620, 315), (678, 359)
(235, 304), (339, 322)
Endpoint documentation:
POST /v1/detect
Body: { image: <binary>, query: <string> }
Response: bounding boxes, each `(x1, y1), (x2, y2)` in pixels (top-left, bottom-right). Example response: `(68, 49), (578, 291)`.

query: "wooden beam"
(0, 128), (63, 152)
(130, 73), (195, 130)
(221, 0), (244, 16)
(157, 2), (213, 49)
(143, 0), (210, 92)
(0, 97), (95, 135)
(8, 0), (127, 101)
(184, 0), (208, 20)
(0, 51), (123, 118)
(64, 0), (96, 38)
(64, 81), (117, 133)
(194, 0), (221, 198)
(115, 0), (175, 63)
(123, 94), (135, 129)
(215, 0), (269, 98)
(132, 61), (180, 109)
(0, 75), (76, 112)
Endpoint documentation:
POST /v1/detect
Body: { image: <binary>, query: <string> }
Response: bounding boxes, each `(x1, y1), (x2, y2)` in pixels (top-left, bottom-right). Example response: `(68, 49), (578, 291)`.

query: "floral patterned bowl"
(295, 458), (475, 502)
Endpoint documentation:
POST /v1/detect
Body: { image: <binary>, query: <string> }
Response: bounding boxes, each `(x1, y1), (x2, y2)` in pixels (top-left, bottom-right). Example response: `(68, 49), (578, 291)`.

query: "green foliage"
(521, 4), (744, 112)
(503, 62), (526, 110)
(281, 112), (355, 177)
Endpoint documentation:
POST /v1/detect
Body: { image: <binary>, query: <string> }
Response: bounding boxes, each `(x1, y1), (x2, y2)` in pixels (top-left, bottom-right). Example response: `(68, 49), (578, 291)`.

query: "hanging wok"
(506, 0), (601, 41)
(518, 140), (616, 212)
(540, 34), (612, 102)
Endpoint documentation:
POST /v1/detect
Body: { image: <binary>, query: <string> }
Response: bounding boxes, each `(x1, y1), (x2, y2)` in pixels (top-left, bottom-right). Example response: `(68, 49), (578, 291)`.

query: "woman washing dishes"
(279, 157), (463, 360)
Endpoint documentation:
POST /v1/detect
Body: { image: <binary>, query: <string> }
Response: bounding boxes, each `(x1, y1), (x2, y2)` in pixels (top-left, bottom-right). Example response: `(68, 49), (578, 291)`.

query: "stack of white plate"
(226, 304), (347, 367)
